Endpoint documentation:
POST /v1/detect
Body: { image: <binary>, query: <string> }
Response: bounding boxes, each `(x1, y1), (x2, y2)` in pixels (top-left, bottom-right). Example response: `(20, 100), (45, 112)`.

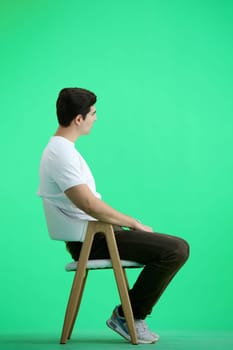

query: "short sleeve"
(50, 148), (87, 192)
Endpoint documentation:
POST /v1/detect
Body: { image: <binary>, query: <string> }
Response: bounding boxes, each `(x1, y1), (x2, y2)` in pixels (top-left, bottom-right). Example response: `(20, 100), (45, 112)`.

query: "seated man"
(38, 87), (189, 344)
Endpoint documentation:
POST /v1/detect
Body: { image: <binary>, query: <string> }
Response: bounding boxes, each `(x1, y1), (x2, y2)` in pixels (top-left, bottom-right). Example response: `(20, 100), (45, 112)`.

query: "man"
(38, 87), (189, 344)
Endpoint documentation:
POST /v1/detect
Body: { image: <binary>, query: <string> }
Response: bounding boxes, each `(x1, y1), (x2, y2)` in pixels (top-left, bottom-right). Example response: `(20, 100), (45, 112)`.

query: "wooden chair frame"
(60, 221), (138, 345)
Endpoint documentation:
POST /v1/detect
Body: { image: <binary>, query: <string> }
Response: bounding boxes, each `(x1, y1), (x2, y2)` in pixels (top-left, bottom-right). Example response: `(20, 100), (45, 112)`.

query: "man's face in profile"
(81, 105), (97, 135)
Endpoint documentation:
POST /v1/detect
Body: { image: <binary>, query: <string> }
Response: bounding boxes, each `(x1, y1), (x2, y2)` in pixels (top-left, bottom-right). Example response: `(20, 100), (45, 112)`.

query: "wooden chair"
(60, 221), (143, 345)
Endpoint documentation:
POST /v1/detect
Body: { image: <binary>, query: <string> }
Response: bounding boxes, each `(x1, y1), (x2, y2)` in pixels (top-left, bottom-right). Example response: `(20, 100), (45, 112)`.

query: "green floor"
(1, 331), (233, 350)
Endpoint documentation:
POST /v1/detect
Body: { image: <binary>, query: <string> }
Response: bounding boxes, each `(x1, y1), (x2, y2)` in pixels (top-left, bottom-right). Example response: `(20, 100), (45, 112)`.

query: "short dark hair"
(56, 87), (97, 126)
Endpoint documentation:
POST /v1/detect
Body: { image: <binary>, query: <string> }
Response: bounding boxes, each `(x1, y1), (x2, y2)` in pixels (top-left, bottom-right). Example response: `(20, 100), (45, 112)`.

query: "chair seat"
(65, 259), (143, 271)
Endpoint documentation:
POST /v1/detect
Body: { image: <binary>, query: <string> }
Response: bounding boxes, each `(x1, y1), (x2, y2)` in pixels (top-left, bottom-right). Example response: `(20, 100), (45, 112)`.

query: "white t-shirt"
(38, 136), (101, 241)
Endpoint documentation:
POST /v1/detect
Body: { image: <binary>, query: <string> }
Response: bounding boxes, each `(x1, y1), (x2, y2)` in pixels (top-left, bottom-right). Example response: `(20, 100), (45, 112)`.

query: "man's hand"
(133, 221), (153, 232)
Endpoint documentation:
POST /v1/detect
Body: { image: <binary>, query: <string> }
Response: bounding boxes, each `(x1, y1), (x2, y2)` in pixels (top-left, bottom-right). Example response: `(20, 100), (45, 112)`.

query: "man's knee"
(174, 238), (190, 264)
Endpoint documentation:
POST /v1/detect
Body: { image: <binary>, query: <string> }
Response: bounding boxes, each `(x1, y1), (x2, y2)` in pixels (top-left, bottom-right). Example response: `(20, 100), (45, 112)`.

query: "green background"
(0, 0), (233, 335)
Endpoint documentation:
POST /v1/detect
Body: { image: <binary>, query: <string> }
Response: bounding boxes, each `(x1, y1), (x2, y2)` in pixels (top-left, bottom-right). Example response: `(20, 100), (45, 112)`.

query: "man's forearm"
(65, 184), (138, 229)
(65, 185), (153, 232)
(85, 196), (138, 229)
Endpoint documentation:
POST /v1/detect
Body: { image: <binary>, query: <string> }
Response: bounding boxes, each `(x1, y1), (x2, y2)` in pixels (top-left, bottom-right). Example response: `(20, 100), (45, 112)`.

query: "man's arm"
(65, 184), (153, 232)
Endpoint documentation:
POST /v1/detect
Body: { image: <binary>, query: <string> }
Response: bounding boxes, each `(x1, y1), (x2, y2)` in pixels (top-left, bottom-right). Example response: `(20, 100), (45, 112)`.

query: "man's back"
(38, 136), (99, 240)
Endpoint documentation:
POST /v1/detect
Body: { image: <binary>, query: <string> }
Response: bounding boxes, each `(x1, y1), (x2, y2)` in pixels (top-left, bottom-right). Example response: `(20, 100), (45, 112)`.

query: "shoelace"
(134, 319), (150, 334)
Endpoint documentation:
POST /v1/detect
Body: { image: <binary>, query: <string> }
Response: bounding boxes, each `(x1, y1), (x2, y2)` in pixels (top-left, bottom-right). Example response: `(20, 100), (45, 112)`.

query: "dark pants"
(66, 227), (189, 319)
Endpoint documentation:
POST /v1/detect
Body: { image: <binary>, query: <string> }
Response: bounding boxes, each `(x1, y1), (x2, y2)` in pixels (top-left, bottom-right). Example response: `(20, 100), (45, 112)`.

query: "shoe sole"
(106, 319), (157, 344)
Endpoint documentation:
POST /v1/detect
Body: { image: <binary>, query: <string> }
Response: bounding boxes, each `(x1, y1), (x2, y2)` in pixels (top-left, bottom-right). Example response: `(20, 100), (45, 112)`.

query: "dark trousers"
(66, 227), (189, 319)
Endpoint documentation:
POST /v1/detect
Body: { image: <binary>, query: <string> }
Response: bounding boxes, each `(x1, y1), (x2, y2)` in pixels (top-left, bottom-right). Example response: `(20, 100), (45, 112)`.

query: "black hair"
(56, 87), (97, 126)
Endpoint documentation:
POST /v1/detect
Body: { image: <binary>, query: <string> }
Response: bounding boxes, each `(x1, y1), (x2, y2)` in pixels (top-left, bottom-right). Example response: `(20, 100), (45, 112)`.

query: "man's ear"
(74, 114), (84, 126)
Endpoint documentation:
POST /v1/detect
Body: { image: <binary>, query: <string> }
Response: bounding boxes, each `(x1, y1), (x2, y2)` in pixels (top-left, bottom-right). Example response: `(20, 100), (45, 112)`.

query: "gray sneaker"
(106, 306), (159, 344)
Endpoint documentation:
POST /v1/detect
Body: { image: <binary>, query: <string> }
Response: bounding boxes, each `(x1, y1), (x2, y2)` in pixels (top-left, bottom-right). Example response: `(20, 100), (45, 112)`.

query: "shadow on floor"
(0, 331), (233, 350)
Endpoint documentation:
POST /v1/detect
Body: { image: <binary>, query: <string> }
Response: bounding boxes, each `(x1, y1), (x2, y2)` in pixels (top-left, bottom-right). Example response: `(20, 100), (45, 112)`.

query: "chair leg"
(113, 266), (138, 344)
(105, 226), (138, 345)
(60, 266), (87, 344)
(122, 268), (130, 290)
(60, 225), (95, 344)
(67, 271), (88, 340)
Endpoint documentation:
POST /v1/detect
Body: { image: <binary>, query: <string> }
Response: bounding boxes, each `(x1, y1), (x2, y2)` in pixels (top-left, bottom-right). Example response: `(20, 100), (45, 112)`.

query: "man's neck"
(54, 126), (80, 143)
